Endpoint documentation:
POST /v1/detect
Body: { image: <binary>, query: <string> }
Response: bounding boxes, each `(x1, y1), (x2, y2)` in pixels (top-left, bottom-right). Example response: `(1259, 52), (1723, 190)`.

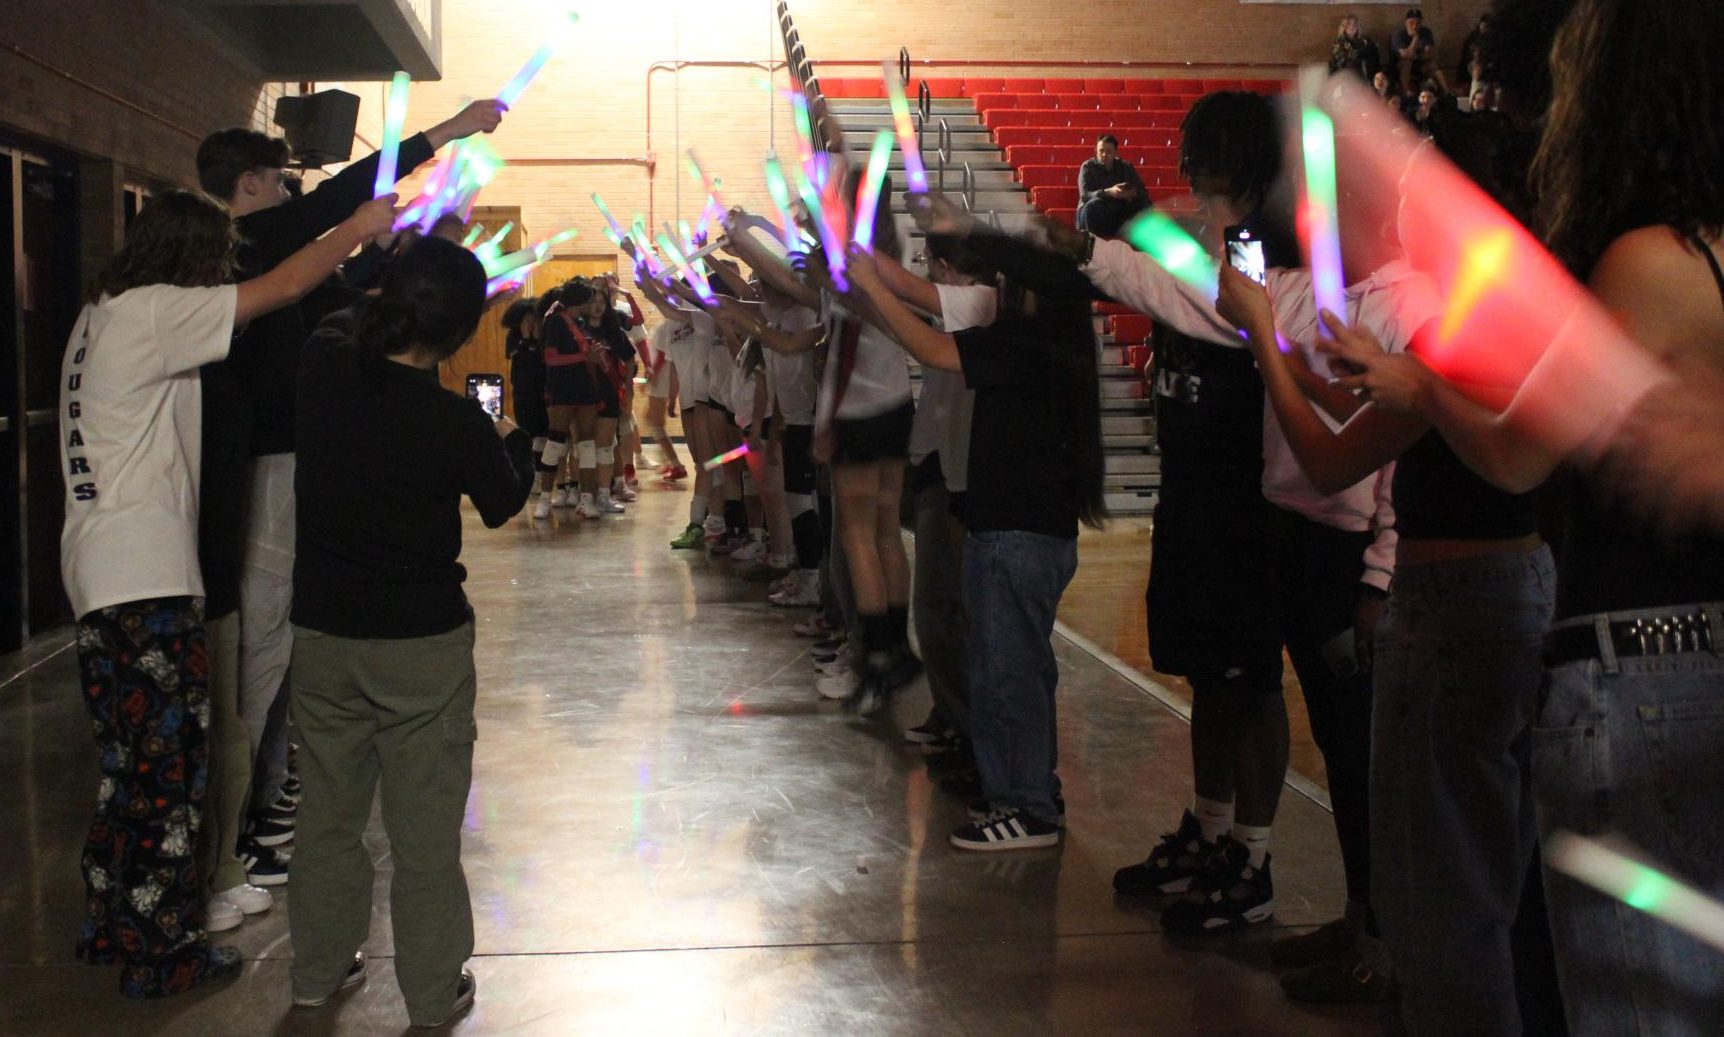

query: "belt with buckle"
(1542, 605), (1723, 667)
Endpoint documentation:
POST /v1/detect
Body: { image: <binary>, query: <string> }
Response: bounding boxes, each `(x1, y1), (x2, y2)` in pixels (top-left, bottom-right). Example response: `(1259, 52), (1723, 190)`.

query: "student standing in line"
(287, 236), (533, 1026)
(60, 189), (396, 998)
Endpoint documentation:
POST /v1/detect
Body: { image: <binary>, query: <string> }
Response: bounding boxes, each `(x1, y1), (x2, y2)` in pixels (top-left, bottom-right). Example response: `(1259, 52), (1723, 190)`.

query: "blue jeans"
(964, 530), (1078, 822)
(1371, 547), (1555, 1037)
(1534, 611), (1724, 1037)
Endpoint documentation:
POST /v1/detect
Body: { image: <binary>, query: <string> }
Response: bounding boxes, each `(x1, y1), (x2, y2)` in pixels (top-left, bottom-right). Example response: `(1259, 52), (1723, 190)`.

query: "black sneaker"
(411, 969), (476, 1029)
(969, 795), (1066, 827)
(924, 741), (974, 773)
(247, 813), (295, 848)
(950, 809), (1061, 852)
(1159, 836), (1274, 933)
(880, 646), (924, 692)
(1271, 900), (1366, 968)
(239, 841), (290, 887)
(840, 672), (890, 715)
(938, 766), (983, 797)
(293, 953), (367, 1007)
(1280, 936), (1394, 1004)
(1112, 809), (1218, 895)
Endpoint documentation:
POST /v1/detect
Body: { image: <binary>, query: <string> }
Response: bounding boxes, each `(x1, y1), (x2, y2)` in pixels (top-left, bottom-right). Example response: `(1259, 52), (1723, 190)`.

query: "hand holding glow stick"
(793, 162), (847, 291)
(657, 234), (715, 303)
(496, 12), (579, 108)
(374, 71), (412, 199)
(882, 62), (929, 193)
(853, 130), (896, 250)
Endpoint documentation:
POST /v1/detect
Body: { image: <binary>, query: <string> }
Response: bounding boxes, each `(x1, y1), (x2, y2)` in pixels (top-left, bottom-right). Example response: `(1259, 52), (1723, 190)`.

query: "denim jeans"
(1534, 611), (1724, 1037)
(964, 529), (1079, 822)
(1371, 547), (1555, 1037)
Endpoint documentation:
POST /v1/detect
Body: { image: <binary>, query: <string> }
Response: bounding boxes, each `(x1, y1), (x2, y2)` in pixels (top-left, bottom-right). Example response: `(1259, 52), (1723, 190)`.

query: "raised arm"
(870, 250), (941, 316)
(722, 210), (819, 308)
(846, 247), (961, 372)
(234, 196), (399, 325)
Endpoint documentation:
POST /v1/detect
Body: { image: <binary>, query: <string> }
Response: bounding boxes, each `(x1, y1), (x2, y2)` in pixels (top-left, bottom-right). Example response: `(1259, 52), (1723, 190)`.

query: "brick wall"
(385, 0), (1486, 306)
(0, 0), (289, 187)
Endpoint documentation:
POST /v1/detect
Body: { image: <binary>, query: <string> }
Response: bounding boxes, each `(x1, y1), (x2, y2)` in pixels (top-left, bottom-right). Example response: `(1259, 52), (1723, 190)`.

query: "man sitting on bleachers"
(1076, 134), (1150, 237)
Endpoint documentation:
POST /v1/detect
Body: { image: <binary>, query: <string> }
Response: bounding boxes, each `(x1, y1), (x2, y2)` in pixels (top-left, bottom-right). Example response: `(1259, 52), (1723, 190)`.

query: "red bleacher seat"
(1123, 79), (1166, 95)
(1044, 207), (1078, 227)
(965, 77), (1004, 94)
(914, 77), (967, 98)
(1108, 314), (1155, 342)
(1095, 301), (1136, 317)
(1002, 77), (1045, 92)
(1084, 78), (1127, 94)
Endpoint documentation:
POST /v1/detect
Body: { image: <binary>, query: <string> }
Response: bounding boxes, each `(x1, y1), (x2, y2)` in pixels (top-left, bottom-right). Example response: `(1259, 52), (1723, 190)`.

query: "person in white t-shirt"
(637, 271), (722, 549)
(60, 188), (396, 998)
(722, 169), (919, 714)
(636, 300), (687, 480)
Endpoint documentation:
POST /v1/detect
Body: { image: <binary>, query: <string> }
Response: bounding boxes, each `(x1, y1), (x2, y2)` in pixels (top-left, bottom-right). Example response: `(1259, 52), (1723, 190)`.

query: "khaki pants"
(286, 622), (477, 1024)
(202, 610), (252, 892)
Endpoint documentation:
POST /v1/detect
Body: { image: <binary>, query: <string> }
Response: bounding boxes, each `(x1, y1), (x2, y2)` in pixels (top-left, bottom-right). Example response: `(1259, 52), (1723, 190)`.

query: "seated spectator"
(1329, 15), (1382, 82)
(1076, 135), (1150, 238)
(1373, 70), (1404, 113)
(1413, 82), (1442, 133)
(1457, 13), (1491, 99)
(1391, 8), (1445, 95)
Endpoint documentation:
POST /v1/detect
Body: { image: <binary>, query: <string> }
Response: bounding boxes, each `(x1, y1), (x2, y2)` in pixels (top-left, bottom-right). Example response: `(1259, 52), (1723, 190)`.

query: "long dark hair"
(1002, 284), (1108, 530)
(502, 297), (539, 357)
(91, 189), (237, 302)
(1532, 0), (1724, 276)
(356, 236), (487, 361)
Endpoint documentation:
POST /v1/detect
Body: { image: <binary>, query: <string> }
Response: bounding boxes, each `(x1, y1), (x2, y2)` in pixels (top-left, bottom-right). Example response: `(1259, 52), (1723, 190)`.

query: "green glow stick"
(656, 234), (715, 303)
(1548, 832), (1724, 954)
(763, 151), (801, 250)
(374, 71), (412, 198)
(1298, 66), (1346, 322)
(461, 224), (486, 248)
(1121, 209), (1218, 297)
(793, 161), (847, 291)
(881, 61), (928, 193)
(592, 192), (626, 245)
(853, 130), (896, 250)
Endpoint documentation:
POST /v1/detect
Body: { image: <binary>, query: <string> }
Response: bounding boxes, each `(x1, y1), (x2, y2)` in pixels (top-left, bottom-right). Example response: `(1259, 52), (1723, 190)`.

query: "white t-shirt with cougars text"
(60, 283), (236, 618)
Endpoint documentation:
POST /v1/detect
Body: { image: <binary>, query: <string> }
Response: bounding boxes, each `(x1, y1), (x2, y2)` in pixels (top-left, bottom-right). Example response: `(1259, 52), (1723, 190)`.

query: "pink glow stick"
(882, 61), (928, 193)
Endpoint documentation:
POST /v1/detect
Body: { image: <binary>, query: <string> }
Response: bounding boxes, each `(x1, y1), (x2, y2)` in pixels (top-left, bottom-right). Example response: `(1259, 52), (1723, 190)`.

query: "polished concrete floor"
(0, 480), (1377, 1036)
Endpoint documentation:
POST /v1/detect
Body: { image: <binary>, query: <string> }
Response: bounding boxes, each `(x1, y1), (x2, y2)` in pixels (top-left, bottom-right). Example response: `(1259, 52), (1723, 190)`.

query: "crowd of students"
(51, 0), (1721, 1032)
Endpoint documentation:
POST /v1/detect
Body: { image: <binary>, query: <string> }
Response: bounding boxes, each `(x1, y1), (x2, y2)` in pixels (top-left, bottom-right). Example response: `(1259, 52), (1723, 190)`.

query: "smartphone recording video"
(466, 374), (505, 421)
(1224, 224), (1267, 286)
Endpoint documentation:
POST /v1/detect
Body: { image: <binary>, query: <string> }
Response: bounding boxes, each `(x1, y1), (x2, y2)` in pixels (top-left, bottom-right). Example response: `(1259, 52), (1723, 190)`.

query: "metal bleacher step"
(827, 99), (976, 117)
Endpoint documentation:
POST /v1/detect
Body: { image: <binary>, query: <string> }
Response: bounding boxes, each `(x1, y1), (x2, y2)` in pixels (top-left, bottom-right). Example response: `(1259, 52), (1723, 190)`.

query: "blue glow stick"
(853, 130), (896, 250)
(374, 71), (412, 198)
(792, 162), (847, 291)
(496, 12), (579, 107)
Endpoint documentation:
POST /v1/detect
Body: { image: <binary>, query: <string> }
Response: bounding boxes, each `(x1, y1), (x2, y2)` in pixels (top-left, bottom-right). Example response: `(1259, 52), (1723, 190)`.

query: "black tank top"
(1554, 235), (1724, 619)
(1394, 428), (1539, 539)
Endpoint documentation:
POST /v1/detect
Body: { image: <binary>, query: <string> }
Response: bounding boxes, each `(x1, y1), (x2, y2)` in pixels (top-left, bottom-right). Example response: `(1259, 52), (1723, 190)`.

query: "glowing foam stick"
(790, 92), (817, 172)
(703, 443), (750, 471)
(695, 194), (723, 242)
(882, 61), (929, 193)
(1548, 833), (1724, 954)
(374, 71), (412, 198)
(686, 149), (727, 210)
(662, 239), (724, 276)
(1121, 209), (1218, 297)
(763, 151), (802, 251)
(1297, 66), (1346, 323)
(496, 12), (579, 107)
(591, 192), (627, 245)
(852, 130), (896, 250)
(473, 222), (514, 269)
(461, 224), (486, 248)
(656, 234), (715, 303)
(793, 161), (847, 291)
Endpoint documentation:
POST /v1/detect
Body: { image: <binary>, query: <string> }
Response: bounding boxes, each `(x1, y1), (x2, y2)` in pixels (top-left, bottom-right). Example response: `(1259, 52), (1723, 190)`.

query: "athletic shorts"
(513, 392), (550, 439)
(545, 363), (604, 407)
(832, 399), (914, 466)
(1144, 489), (1282, 685)
(675, 355), (708, 411)
(647, 361), (672, 400)
(782, 424), (817, 494)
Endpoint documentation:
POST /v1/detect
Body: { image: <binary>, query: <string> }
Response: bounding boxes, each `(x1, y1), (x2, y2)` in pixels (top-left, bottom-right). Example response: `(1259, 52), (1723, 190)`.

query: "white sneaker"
(575, 493), (602, 519)
(730, 539), (767, 565)
(612, 481), (638, 502)
(766, 552), (796, 570)
(769, 569), (822, 608)
(551, 487), (571, 508)
(213, 883), (273, 915)
(532, 496), (552, 520)
(596, 491), (626, 514)
(816, 671), (857, 700)
(206, 896), (243, 932)
(703, 514), (727, 538)
(815, 653), (853, 678)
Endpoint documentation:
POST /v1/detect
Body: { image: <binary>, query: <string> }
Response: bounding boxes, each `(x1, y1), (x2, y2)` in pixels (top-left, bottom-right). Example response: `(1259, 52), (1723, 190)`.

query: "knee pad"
(617, 413), (634, 439)
(539, 438), (569, 468)
(576, 440), (597, 469)
(786, 492), (816, 518)
(596, 444), (615, 466)
(531, 436), (548, 455)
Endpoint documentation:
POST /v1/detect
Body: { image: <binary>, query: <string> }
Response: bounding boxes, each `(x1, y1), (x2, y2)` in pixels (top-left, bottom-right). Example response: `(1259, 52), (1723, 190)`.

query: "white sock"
(1234, 823), (1271, 869)
(1194, 796), (1234, 844)
(690, 499), (708, 525)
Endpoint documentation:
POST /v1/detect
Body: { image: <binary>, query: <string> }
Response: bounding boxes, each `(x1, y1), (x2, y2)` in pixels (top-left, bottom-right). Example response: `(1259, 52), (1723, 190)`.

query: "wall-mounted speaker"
(273, 89), (360, 168)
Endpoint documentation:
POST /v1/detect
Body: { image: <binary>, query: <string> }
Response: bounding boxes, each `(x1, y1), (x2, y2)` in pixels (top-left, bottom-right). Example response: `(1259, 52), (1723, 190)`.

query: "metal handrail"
(935, 118), (953, 192)
(961, 161), (975, 212)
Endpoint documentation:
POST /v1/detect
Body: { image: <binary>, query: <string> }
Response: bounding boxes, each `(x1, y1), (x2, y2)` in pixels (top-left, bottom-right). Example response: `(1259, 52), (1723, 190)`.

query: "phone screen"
(466, 374), (505, 420)
(1225, 225), (1267, 286)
